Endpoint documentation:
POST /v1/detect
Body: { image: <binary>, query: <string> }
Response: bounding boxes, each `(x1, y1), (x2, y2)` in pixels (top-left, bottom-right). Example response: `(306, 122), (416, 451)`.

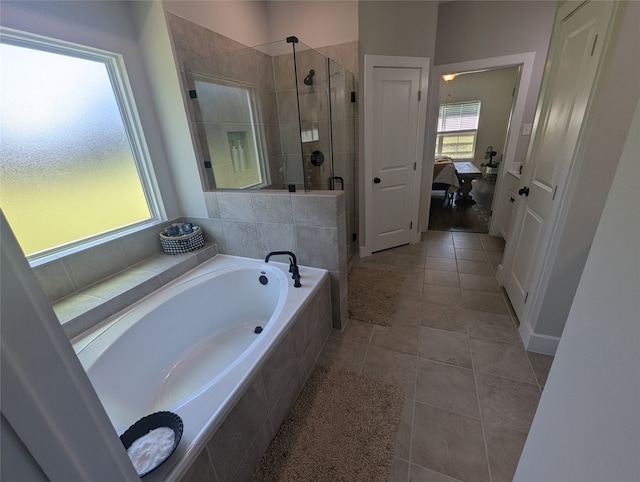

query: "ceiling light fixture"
(442, 73), (457, 83)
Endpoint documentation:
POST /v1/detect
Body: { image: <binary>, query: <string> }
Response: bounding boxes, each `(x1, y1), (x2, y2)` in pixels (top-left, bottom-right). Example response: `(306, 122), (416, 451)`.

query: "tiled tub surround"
(175, 270), (332, 482)
(71, 255), (332, 482)
(32, 220), (217, 339)
(193, 190), (348, 329)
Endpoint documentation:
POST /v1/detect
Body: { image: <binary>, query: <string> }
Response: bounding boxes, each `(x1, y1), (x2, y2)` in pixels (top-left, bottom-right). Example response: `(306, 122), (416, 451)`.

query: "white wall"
(514, 97), (640, 482)
(266, 1), (357, 47)
(435, 0), (556, 169)
(163, 1), (357, 51)
(0, 0), (184, 219)
(162, 0), (271, 47)
(130, 0), (207, 218)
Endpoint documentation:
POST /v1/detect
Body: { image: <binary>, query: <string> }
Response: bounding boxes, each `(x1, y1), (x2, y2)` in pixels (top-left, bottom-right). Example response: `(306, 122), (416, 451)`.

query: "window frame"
(0, 27), (166, 265)
(435, 101), (481, 160)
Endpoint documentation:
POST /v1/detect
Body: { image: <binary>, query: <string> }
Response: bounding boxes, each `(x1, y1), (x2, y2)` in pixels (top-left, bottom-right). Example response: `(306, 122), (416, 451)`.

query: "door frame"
(362, 55), (429, 258)
(423, 52), (536, 236)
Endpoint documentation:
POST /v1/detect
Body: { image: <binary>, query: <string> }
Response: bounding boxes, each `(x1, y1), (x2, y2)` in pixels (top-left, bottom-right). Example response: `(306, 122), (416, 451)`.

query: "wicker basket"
(159, 227), (204, 255)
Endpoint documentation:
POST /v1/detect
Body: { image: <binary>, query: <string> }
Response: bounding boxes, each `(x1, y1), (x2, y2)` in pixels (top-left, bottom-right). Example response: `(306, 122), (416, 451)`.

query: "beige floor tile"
(425, 269), (460, 287)
(486, 250), (503, 267)
(483, 421), (528, 482)
(331, 319), (373, 344)
(452, 232), (481, 241)
(392, 242), (427, 257)
(415, 359), (479, 418)
(463, 290), (509, 314)
(456, 259), (494, 275)
(394, 398), (414, 460)
(459, 273), (500, 293)
(316, 337), (367, 373)
(426, 231), (453, 242)
(465, 309), (521, 344)
(455, 248), (488, 262)
(421, 303), (467, 333)
(419, 327), (472, 368)
(362, 346), (418, 398)
(425, 256), (458, 272)
(526, 351), (555, 387)
(476, 373), (541, 432)
(411, 403), (490, 482)
(409, 464), (463, 481)
(479, 234), (505, 252)
(371, 324), (420, 356)
(389, 457), (410, 482)
(470, 338), (537, 384)
(452, 236), (484, 251)
(423, 284), (463, 307)
(390, 252), (426, 269)
(400, 278), (424, 302)
(426, 244), (456, 259)
(395, 299), (423, 326)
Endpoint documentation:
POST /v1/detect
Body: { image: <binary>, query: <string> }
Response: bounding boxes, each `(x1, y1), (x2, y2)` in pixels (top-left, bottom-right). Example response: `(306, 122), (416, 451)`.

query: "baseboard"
(519, 321), (560, 355)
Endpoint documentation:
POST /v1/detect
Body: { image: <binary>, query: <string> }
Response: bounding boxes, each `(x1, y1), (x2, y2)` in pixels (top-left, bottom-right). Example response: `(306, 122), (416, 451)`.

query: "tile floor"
(316, 230), (554, 482)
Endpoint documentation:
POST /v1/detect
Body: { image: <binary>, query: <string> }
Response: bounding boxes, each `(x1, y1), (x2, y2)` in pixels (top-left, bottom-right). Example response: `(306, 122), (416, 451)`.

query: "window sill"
(54, 243), (218, 339)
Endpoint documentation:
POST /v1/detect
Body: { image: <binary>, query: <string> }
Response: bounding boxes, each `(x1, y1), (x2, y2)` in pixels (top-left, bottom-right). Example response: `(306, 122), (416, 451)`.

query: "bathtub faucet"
(264, 251), (302, 288)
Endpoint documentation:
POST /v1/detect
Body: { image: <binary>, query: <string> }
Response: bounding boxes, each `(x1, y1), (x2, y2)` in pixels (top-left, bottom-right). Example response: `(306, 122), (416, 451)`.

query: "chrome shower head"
(303, 69), (315, 86)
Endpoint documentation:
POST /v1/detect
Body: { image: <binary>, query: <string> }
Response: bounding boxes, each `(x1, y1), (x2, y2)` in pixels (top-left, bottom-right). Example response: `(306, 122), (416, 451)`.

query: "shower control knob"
(373, 177), (381, 184)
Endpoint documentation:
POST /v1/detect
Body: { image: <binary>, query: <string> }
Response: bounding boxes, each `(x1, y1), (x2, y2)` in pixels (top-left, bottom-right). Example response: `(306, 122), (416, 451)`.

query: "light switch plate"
(522, 123), (533, 136)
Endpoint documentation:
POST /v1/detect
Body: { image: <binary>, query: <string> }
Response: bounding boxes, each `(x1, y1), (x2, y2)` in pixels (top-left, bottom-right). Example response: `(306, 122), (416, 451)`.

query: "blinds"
(437, 101), (481, 132)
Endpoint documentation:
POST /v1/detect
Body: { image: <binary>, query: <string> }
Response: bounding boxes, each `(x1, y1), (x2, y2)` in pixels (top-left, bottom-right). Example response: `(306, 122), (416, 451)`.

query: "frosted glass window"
(0, 37), (157, 258)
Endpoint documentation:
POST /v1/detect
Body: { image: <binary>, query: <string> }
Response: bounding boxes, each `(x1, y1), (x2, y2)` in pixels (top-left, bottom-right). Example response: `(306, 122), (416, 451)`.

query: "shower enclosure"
(183, 37), (358, 259)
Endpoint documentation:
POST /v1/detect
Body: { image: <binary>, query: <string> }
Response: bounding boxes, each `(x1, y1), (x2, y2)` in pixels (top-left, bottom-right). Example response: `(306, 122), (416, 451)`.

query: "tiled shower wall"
(166, 12), (356, 328)
(167, 11), (359, 261)
(189, 190), (348, 328)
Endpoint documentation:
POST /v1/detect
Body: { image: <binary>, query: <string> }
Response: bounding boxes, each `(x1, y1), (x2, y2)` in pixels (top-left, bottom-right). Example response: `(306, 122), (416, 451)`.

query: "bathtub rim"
(71, 254), (330, 481)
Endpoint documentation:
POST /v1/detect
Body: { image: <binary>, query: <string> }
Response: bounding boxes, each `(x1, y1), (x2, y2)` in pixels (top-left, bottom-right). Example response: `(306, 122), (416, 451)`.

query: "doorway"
(423, 52), (537, 239)
(429, 66), (520, 233)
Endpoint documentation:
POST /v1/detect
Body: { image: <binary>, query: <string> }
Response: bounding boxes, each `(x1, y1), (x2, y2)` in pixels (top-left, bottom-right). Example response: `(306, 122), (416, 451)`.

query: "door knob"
(373, 177), (381, 184)
(518, 186), (530, 196)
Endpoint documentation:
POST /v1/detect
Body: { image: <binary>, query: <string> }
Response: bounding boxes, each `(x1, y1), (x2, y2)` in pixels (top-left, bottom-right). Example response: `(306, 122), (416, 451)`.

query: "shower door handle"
(373, 177), (381, 184)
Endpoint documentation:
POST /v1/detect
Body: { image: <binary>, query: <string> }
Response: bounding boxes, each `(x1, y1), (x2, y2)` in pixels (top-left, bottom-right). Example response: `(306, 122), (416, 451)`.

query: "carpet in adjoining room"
(251, 366), (404, 482)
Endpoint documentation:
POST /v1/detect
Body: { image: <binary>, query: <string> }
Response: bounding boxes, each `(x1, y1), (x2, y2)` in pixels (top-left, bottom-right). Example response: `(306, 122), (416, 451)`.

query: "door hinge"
(410, 221), (413, 229)
(590, 34), (599, 57)
(413, 162), (417, 171)
(189, 89), (197, 99)
(552, 185), (558, 201)
(490, 209), (493, 217)
(350, 91), (356, 103)
(418, 90), (421, 101)
(524, 292), (529, 303)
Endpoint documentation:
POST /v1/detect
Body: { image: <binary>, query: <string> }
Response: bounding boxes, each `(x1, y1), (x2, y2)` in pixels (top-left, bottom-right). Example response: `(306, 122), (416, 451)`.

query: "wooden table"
(454, 161), (482, 205)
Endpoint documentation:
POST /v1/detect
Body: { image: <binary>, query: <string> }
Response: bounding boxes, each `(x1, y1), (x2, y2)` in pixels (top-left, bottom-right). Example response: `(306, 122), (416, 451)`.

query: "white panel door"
(370, 67), (421, 253)
(504, 0), (616, 320)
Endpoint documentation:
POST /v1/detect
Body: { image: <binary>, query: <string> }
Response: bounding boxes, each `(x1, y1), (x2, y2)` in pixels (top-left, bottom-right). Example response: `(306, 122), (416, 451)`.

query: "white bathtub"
(73, 254), (329, 480)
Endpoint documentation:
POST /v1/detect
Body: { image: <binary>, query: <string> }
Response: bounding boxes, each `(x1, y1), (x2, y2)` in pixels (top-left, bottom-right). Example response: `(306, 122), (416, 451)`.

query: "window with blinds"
(435, 101), (481, 159)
